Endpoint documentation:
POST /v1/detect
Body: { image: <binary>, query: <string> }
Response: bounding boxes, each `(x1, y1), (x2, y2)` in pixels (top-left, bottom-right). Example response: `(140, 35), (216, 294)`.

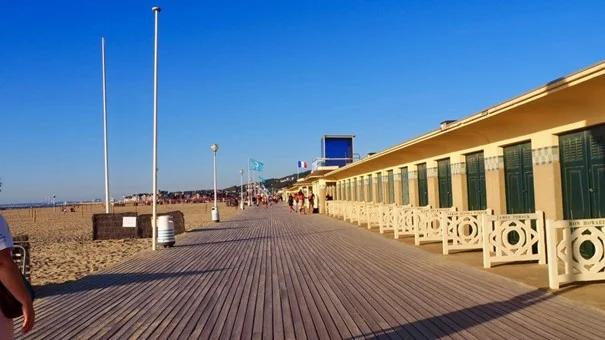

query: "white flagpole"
(101, 37), (110, 214)
(151, 6), (161, 251)
(247, 159), (251, 206)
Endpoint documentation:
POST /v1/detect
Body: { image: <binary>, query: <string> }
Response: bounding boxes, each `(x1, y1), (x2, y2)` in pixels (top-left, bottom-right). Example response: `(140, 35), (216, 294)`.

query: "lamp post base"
(211, 207), (220, 222)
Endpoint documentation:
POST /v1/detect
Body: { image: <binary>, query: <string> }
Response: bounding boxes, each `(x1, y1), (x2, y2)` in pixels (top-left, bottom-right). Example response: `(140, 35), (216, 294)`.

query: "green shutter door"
(368, 175), (373, 202)
(347, 179), (351, 200)
(359, 176), (365, 202)
(466, 151), (487, 210)
(504, 142), (535, 214)
(560, 124), (605, 219)
(401, 167), (410, 205)
(560, 130), (592, 219)
(417, 163), (428, 206)
(438, 159), (453, 208)
(589, 125), (605, 218)
(504, 142), (535, 245)
(352, 178), (357, 201)
(377, 173), (383, 203)
(387, 170), (395, 204)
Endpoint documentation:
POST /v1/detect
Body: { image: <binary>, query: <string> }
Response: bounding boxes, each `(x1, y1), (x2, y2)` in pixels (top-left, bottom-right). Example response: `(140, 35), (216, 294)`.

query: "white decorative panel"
(546, 218), (605, 289)
(442, 209), (492, 255)
(414, 207), (457, 245)
(482, 211), (546, 268)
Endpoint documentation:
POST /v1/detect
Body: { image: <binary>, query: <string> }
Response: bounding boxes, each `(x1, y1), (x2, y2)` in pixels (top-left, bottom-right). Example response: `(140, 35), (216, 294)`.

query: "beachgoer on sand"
(0, 214), (35, 337)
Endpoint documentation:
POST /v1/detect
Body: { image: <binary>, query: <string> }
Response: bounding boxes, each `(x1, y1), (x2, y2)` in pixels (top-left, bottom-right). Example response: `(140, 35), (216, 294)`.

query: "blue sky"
(2, 1), (605, 203)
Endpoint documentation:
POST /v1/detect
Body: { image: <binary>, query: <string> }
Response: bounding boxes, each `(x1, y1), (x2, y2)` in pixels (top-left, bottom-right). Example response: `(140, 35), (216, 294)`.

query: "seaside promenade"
(16, 205), (605, 339)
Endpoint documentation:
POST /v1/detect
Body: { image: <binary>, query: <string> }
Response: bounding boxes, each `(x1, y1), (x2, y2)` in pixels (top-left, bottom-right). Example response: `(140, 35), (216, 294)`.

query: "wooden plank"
(318, 212), (600, 338)
(31, 236), (222, 339)
(91, 229), (246, 339)
(187, 232), (264, 339)
(290, 216), (449, 340)
(142, 228), (262, 339)
(15, 206), (605, 340)
(273, 224), (308, 340)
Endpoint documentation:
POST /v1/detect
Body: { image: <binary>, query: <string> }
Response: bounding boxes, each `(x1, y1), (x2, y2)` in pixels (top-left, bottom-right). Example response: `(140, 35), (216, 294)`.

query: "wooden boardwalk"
(16, 205), (605, 339)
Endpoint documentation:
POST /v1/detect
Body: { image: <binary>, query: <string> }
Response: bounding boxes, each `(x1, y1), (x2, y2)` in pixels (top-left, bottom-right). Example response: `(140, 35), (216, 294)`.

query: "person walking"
(297, 190), (306, 215)
(307, 189), (315, 214)
(287, 194), (294, 213)
(0, 214), (35, 338)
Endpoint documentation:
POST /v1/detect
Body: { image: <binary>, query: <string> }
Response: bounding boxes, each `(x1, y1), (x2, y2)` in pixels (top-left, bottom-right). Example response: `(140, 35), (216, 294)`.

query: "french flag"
(297, 160), (308, 168)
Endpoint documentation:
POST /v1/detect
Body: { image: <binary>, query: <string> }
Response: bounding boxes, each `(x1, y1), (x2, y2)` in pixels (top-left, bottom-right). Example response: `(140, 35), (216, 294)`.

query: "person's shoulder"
(0, 214), (13, 250)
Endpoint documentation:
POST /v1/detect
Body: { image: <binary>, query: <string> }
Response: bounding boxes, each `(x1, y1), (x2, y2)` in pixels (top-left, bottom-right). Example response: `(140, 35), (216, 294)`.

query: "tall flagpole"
(247, 160), (250, 206)
(151, 6), (161, 251)
(101, 37), (110, 214)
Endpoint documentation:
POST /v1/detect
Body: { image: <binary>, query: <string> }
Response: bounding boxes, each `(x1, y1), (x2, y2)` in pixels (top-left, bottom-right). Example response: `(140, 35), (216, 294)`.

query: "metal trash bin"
(211, 206), (220, 222)
(157, 215), (175, 247)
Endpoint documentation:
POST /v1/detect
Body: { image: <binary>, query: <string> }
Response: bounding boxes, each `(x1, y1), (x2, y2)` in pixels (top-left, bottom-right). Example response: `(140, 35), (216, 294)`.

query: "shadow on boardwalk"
(35, 268), (229, 298)
(356, 287), (585, 339)
(179, 236), (270, 247)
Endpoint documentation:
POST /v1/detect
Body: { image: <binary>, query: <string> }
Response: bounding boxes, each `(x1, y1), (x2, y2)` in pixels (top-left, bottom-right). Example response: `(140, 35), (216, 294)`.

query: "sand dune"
(1, 202), (240, 287)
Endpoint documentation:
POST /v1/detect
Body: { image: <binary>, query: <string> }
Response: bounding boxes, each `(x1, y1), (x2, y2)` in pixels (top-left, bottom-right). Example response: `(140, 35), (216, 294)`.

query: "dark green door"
(438, 159), (452, 208)
(504, 142), (535, 214)
(466, 151), (487, 210)
(368, 175), (373, 202)
(352, 178), (357, 201)
(359, 176), (365, 202)
(560, 124), (605, 220)
(347, 179), (351, 200)
(504, 142), (535, 245)
(387, 170), (395, 204)
(400, 167), (410, 205)
(417, 163), (428, 206)
(377, 173), (383, 203)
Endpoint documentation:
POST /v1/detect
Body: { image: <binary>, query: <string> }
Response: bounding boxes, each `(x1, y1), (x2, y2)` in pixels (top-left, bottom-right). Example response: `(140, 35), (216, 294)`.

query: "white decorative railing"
(442, 209), (492, 255)
(349, 202), (360, 224)
(343, 203), (352, 221)
(357, 203), (368, 227)
(367, 203), (380, 230)
(337, 201), (346, 219)
(393, 205), (416, 239)
(328, 201), (337, 217)
(482, 211), (546, 269)
(325, 201), (331, 216)
(379, 204), (397, 234)
(546, 218), (605, 289)
(414, 207), (457, 246)
(328, 201), (344, 218)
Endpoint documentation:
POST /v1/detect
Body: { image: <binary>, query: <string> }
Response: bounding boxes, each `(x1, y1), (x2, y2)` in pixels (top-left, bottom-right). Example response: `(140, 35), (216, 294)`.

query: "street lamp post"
(211, 144), (220, 222)
(239, 169), (244, 210)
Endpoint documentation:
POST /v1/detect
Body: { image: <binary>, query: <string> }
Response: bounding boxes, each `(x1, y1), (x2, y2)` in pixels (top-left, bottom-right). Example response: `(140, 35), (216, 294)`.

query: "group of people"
(287, 189), (315, 215)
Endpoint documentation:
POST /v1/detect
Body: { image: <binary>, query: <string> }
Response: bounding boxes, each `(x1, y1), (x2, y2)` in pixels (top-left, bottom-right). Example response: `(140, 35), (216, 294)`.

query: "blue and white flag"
(258, 176), (266, 183)
(249, 159), (264, 172)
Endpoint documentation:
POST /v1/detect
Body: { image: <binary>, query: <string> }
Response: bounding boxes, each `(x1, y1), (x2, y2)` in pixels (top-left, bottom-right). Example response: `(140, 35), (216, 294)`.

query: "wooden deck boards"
(15, 206), (605, 339)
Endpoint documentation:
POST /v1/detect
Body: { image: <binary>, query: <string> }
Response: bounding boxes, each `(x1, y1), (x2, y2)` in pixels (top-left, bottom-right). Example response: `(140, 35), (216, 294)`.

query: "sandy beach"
(1, 202), (240, 287)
